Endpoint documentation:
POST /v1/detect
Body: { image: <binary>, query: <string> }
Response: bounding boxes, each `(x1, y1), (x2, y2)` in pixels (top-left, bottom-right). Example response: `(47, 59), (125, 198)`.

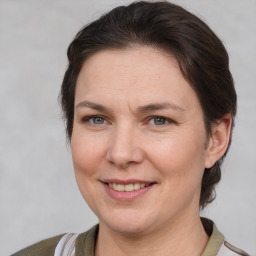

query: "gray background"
(0, 0), (255, 255)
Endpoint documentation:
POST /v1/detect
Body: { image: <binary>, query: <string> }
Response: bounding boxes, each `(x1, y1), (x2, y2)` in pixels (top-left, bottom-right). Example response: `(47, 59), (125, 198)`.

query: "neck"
(95, 213), (209, 256)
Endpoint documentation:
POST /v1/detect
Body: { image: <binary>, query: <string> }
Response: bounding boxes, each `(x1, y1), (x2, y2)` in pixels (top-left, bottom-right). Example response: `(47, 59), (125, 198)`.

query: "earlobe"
(205, 114), (232, 168)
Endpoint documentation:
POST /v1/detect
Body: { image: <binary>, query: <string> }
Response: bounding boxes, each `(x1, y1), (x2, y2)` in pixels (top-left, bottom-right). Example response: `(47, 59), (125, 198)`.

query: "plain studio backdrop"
(0, 0), (255, 255)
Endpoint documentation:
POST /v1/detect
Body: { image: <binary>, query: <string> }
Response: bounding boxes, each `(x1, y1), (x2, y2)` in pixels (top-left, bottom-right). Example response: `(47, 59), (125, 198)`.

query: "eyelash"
(81, 115), (174, 127)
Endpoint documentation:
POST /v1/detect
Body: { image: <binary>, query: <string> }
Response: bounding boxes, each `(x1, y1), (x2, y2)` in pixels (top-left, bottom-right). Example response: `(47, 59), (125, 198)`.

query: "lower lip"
(103, 183), (154, 201)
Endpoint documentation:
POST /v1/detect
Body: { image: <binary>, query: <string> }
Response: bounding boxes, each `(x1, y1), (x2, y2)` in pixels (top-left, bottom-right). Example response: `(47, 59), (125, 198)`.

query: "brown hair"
(60, 1), (237, 208)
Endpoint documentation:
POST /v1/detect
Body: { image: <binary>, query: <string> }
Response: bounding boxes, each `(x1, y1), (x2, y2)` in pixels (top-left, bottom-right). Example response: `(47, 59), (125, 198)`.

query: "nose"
(106, 124), (145, 169)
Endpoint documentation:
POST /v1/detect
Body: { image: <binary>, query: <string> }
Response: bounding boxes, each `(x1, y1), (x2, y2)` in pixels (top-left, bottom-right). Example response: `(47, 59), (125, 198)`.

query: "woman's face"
(71, 46), (211, 234)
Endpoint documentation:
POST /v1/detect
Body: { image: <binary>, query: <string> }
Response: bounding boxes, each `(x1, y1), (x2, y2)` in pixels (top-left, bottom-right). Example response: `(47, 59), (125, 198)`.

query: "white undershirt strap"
(54, 233), (78, 256)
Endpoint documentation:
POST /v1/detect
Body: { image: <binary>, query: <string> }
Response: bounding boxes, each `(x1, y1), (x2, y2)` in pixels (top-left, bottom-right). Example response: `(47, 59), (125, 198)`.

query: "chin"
(107, 222), (152, 235)
(99, 211), (157, 235)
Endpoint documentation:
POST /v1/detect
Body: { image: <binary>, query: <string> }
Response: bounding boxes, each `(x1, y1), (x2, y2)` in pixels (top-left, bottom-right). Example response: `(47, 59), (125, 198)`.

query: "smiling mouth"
(106, 183), (153, 192)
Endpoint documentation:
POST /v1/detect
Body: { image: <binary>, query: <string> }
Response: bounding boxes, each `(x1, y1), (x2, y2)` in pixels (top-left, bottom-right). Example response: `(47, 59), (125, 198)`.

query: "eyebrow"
(76, 101), (111, 112)
(137, 103), (185, 113)
(76, 100), (185, 113)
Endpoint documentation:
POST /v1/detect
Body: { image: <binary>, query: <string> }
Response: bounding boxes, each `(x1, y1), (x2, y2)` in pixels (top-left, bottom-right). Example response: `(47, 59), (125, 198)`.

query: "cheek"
(146, 131), (206, 179)
(71, 131), (107, 177)
(71, 131), (107, 213)
(148, 135), (206, 208)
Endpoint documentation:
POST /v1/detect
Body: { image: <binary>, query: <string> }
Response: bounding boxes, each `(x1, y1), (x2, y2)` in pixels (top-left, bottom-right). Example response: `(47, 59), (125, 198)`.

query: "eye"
(90, 116), (105, 124)
(148, 116), (172, 126)
(82, 116), (107, 125)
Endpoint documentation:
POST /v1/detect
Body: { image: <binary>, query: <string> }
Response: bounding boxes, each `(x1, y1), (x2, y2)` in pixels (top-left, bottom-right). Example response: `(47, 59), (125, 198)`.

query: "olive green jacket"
(11, 220), (248, 256)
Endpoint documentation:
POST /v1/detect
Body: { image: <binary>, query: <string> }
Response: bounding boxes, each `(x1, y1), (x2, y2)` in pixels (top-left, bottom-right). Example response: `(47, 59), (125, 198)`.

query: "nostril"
(106, 146), (145, 168)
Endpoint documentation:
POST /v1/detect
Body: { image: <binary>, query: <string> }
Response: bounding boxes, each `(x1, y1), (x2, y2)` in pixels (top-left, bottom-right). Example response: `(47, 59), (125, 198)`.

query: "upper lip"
(101, 179), (155, 185)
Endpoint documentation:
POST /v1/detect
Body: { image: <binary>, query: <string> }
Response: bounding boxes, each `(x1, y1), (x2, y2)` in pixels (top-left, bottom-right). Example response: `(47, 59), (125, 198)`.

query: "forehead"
(75, 46), (200, 112)
(78, 46), (180, 79)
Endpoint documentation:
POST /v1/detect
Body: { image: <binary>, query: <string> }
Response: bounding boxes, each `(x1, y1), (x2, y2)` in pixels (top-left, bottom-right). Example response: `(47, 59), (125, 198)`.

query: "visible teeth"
(108, 183), (151, 191)
(124, 184), (134, 192)
(134, 183), (140, 190)
(117, 184), (125, 191)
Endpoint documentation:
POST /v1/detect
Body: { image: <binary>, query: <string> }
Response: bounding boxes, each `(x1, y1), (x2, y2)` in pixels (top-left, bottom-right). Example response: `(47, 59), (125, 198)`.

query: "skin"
(71, 46), (231, 256)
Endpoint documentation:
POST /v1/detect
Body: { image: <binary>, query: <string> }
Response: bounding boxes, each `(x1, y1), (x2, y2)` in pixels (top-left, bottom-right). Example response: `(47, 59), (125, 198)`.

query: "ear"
(205, 114), (232, 168)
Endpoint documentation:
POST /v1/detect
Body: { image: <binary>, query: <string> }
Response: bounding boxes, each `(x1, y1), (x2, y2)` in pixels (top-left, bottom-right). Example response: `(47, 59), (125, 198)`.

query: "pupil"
(94, 117), (103, 124)
(154, 117), (165, 125)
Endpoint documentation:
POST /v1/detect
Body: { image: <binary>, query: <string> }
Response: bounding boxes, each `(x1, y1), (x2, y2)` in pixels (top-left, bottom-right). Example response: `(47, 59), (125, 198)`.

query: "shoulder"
(75, 225), (99, 255)
(11, 234), (64, 256)
(10, 226), (99, 256)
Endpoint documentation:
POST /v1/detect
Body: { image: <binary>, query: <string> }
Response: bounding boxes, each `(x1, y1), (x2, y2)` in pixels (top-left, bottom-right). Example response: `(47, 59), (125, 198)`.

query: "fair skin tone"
(71, 46), (232, 256)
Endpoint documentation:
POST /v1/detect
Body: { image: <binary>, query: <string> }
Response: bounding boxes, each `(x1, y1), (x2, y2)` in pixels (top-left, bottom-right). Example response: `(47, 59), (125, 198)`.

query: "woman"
(12, 1), (249, 256)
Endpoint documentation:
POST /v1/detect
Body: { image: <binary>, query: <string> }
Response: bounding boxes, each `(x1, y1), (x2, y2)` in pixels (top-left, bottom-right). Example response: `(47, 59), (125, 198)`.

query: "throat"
(95, 218), (209, 256)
